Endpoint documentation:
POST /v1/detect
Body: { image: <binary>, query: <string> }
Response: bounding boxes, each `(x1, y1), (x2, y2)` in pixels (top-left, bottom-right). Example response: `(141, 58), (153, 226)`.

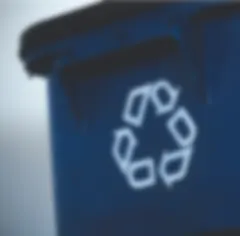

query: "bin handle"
(60, 36), (205, 121)
(60, 36), (179, 121)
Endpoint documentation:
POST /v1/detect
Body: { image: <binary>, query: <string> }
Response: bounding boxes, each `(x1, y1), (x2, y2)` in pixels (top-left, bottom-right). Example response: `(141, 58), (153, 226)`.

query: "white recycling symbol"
(111, 78), (198, 191)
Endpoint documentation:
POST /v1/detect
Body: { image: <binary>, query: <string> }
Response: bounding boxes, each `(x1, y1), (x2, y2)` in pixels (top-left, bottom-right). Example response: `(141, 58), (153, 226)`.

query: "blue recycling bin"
(19, 2), (240, 236)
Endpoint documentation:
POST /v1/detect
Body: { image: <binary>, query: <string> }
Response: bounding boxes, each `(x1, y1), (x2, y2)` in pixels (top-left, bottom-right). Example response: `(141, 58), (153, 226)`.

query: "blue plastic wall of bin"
(20, 2), (240, 236)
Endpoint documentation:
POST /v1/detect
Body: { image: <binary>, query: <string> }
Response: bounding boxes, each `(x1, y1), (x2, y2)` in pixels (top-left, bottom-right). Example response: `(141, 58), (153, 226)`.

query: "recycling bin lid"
(19, 2), (164, 75)
(20, 1), (237, 58)
(19, 1), (236, 76)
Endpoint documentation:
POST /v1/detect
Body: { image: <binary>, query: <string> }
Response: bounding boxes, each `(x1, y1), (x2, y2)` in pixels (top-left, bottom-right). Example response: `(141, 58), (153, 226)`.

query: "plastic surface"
(19, 2), (240, 236)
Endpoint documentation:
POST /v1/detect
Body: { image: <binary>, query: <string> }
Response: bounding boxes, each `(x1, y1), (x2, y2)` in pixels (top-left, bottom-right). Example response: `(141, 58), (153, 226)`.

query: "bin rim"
(19, 1), (238, 76)
(19, 2), (165, 61)
(20, 1), (238, 60)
